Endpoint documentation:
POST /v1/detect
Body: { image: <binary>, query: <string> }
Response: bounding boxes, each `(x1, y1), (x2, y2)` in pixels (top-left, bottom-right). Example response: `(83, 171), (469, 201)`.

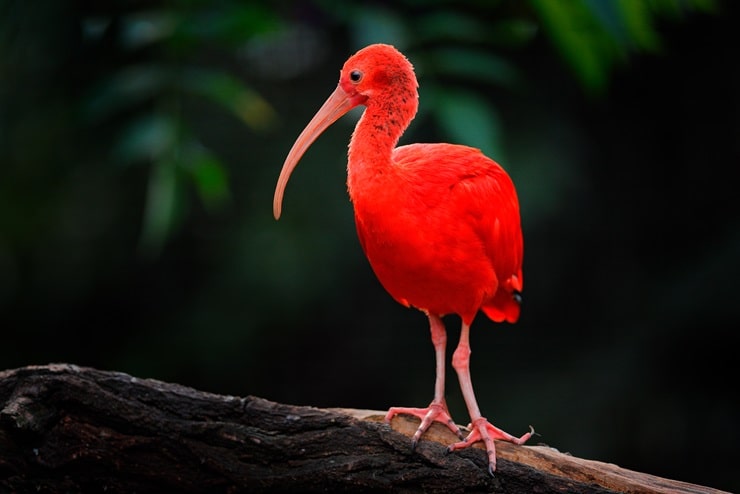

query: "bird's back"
(352, 142), (523, 325)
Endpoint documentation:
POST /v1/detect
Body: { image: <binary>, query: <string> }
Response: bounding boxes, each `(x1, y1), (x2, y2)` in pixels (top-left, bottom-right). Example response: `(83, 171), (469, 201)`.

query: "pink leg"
(385, 314), (463, 448)
(447, 321), (533, 475)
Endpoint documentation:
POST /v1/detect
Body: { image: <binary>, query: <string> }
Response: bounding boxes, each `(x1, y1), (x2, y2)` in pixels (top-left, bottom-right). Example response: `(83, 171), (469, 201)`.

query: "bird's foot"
(385, 402), (464, 450)
(446, 418), (534, 475)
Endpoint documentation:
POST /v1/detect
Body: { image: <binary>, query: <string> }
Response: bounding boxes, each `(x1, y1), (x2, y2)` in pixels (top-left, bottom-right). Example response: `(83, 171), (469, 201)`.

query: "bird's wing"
(393, 143), (523, 322)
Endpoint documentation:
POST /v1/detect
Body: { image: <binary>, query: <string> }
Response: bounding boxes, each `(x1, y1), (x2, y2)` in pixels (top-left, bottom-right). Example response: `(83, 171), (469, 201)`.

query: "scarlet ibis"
(273, 43), (532, 474)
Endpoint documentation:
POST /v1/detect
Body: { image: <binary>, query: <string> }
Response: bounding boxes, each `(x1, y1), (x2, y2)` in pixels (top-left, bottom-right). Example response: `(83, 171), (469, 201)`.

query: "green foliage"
(432, 87), (503, 157)
(1, 3), (736, 490)
(81, 2), (279, 255)
(330, 0), (717, 159)
(327, 2), (531, 159)
(3, 0), (715, 253)
(530, 0), (717, 93)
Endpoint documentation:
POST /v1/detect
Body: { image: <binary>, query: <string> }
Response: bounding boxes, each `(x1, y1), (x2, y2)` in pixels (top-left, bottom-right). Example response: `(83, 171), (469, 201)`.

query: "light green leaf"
(531, 0), (717, 93)
(84, 65), (167, 121)
(530, 0), (619, 93)
(182, 69), (277, 131)
(349, 5), (407, 49)
(415, 11), (488, 44)
(489, 18), (540, 46)
(172, 3), (280, 45)
(113, 113), (177, 166)
(432, 87), (503, 158)
(426, 48), (520, 87)
(139, 157), (181, 256)
(187, 146), (231, 211)
(119, 11), (176, 51)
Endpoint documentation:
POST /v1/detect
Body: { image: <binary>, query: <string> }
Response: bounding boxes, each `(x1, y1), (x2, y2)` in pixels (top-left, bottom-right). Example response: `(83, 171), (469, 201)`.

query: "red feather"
(352, 142), (523, 325)
(273, 44), (531, 474)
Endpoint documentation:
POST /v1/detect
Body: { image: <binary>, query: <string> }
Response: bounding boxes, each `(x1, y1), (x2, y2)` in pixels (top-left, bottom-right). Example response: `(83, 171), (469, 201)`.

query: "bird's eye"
(349, 70), (363, 83)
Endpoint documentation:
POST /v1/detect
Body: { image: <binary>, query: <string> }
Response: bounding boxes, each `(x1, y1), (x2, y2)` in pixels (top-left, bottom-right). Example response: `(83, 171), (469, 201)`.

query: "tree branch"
(0, 364), (728, 493)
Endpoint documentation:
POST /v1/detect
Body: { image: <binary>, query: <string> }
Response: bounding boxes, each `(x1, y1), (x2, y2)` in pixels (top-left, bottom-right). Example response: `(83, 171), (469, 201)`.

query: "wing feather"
(392, 143), (523, 322)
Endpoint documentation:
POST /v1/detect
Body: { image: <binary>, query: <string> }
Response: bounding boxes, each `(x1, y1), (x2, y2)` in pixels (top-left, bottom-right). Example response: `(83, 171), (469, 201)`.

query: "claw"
(450, 419), (465, 440)
(446, 417), (532, 474)
(386, 402), (462, 450)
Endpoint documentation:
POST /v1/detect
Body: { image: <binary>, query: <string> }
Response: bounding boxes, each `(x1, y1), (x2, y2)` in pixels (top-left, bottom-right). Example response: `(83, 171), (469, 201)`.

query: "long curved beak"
(273, 85), (358, 219)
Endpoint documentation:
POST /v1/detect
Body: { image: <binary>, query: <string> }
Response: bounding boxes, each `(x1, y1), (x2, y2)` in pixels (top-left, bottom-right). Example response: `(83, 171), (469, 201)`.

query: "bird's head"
(337, 44), (418, 110)
(273, 44), (418, 220)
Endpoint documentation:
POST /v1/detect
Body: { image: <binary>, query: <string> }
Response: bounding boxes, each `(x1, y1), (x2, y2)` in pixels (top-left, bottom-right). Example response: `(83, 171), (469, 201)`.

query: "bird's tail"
(481, 274), (522, 324)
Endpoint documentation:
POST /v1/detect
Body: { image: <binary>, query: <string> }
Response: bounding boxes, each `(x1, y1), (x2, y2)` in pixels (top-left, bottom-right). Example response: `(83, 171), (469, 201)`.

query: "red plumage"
(353, 143), (523, 325)
(273, 44), (531, 475)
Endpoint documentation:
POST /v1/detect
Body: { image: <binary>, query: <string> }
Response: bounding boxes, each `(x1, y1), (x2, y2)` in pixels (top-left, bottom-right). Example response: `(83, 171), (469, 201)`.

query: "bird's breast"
(352, 183), (497, 320)
(347, 143), (522, 323)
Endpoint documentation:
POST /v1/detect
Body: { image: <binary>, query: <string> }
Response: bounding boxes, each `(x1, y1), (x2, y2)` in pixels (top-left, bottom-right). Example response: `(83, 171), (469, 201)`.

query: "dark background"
(2, 1), (737, 491)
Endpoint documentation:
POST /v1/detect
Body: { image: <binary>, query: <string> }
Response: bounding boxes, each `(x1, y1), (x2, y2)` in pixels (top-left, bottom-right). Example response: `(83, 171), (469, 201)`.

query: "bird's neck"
(347, 95), (417, 200)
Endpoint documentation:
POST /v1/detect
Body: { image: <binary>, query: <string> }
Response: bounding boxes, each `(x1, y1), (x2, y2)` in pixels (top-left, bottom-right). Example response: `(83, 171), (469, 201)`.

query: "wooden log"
(0, 364), (729, 493)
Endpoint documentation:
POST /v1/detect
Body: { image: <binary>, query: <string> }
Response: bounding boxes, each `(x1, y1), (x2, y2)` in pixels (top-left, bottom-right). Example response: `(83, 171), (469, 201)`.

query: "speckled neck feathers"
(345, 45), (419, 200)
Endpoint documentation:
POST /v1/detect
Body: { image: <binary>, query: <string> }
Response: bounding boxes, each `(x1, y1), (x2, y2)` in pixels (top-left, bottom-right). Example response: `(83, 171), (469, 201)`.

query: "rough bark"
(0, 364), (728, 493)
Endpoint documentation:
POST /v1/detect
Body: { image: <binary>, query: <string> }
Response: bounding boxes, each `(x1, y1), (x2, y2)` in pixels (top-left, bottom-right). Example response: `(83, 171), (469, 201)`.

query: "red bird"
(273, 44), (532, 474)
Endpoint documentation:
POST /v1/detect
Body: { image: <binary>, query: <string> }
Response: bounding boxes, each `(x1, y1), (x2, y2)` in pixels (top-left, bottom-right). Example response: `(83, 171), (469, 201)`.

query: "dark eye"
(349, 70), (362, 83)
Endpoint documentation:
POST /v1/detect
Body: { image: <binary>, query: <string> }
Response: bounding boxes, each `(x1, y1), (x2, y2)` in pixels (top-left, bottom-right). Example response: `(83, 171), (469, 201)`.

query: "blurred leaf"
(586, 0), (632, 45)
(415, 11), (489, 44)
(616, 0), (662, 51)
(425, 47), (521, 87)
(647, 0), (717, 18)
(348, 5), (408, 49)
(182, 69), (277, 131)
(119, 11), (177, 51)
(530, 0), (620, 93)
(114, 113), (177, 166)
(81, 1), (285, 254)
(239, 25), (328, 80)
(171, 2), (280, 46)
(488, 18), (540, 46)
(84, 65), (167, 121)
(139, 157), (182, 256)
(531, 0), (718, 93)
(431, 87), (503, 158)
(187, 145), (231, 211)
(81, 16), (112, 42)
